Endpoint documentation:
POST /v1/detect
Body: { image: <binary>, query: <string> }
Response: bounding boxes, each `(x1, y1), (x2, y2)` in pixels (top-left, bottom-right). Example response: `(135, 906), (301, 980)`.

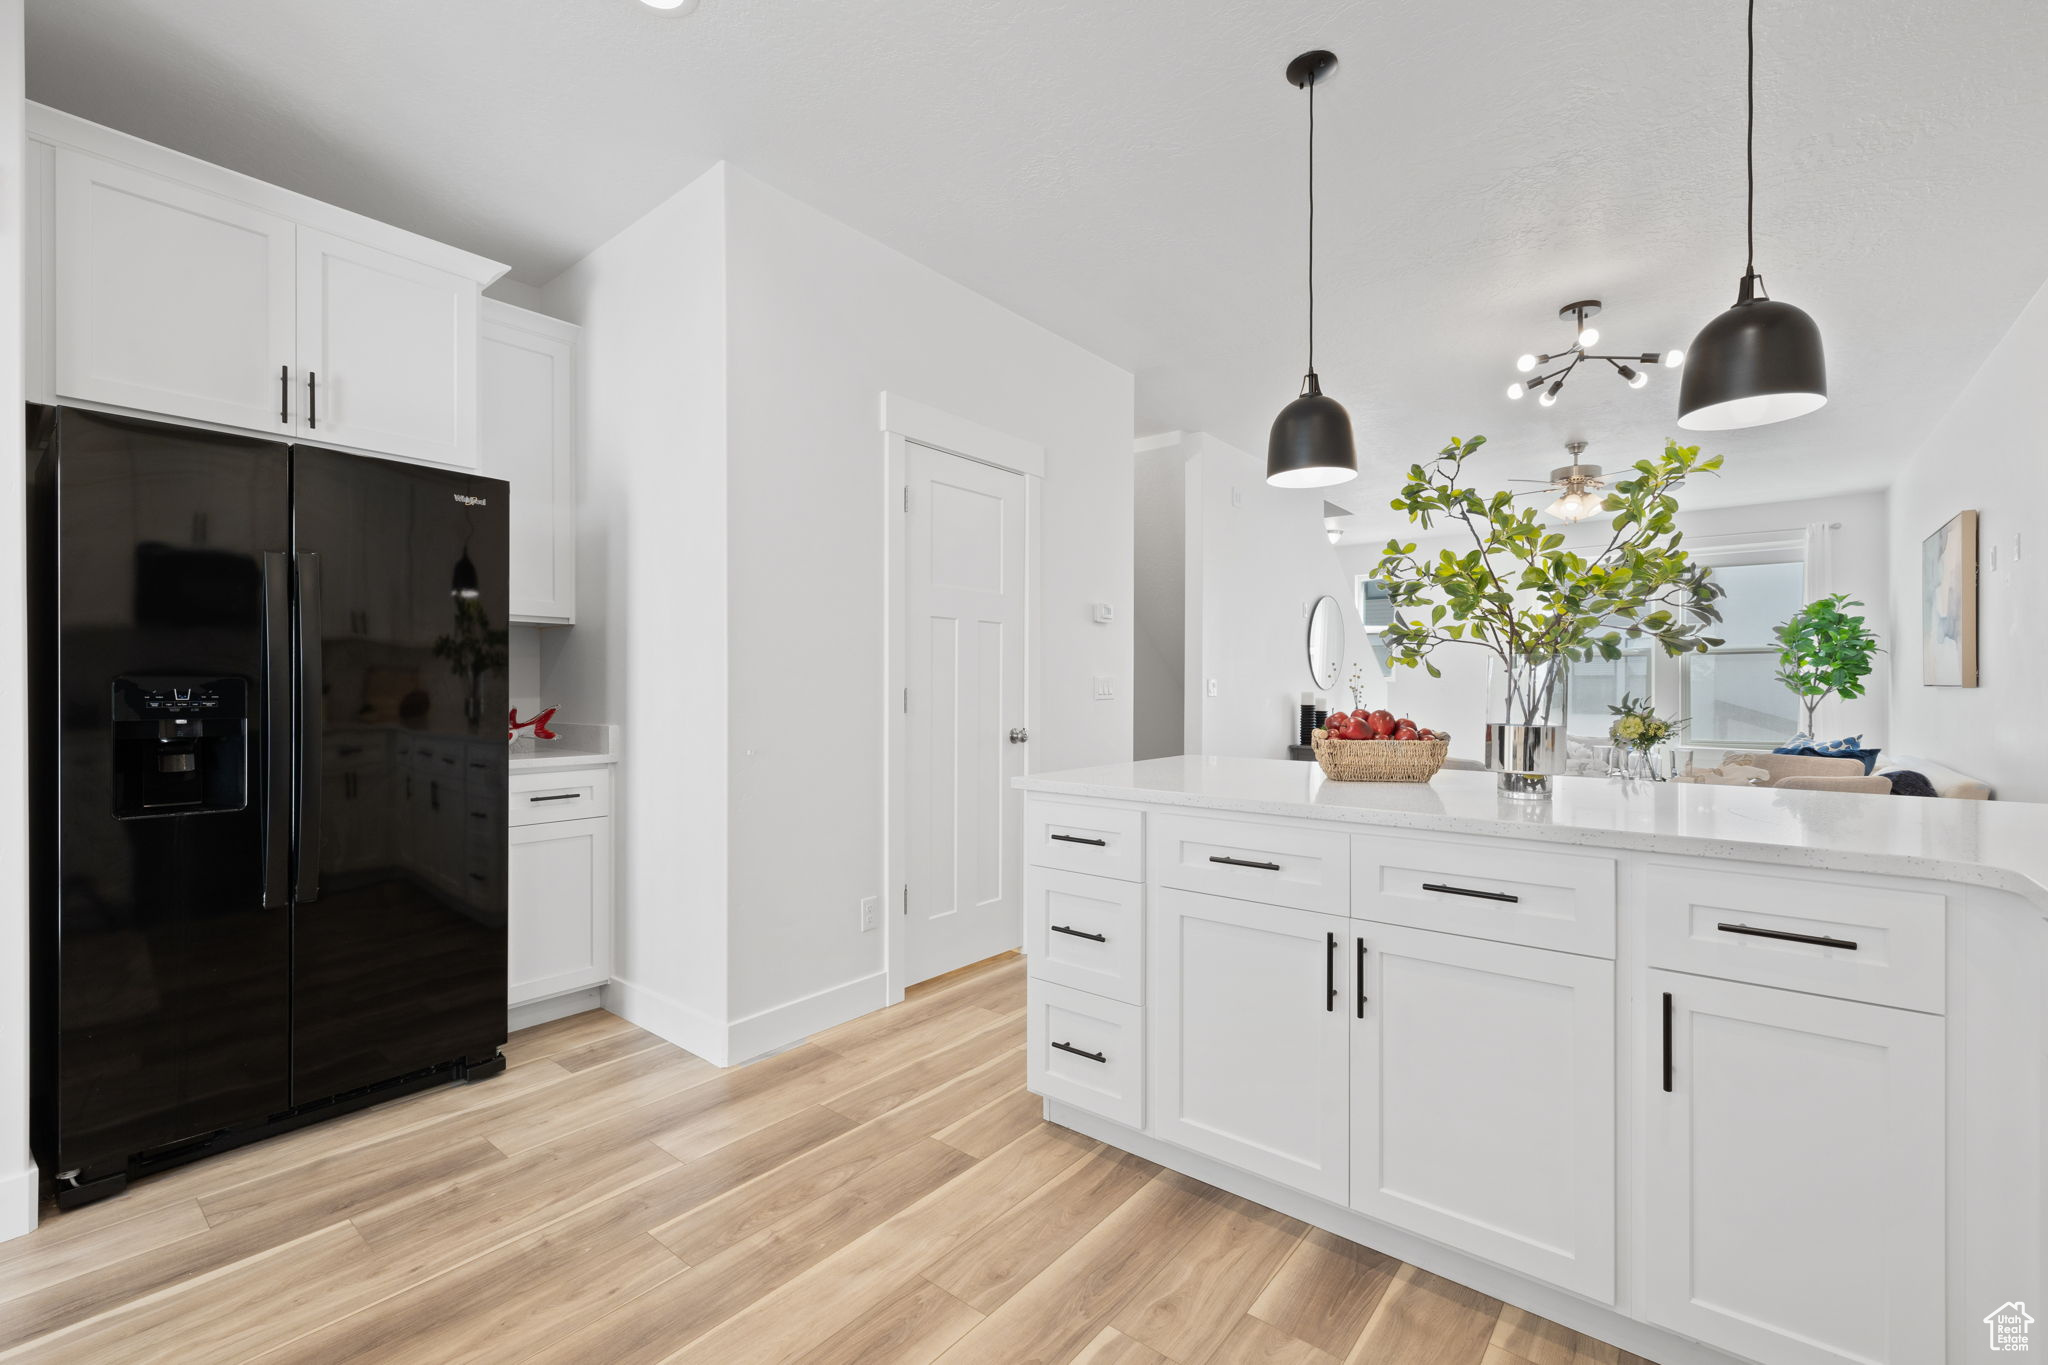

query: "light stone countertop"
(1017, 755), (2048, 911)
(508, 722), (619, 773)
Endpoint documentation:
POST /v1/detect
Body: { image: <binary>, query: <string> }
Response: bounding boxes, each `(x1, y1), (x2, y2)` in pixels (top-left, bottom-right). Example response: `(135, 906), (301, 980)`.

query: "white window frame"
(1660, 530), (1808, 750)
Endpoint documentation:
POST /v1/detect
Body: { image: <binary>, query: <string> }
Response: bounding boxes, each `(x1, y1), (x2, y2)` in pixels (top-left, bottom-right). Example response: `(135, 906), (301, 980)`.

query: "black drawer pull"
(1051, 1041), (1106, 1064)
(1662, 991), (1674, 1093)
(1325, 931), (1338, 1012)
(1716, 922), (1858, 951)
(1050, 924), (1107, 943)
(1211, 855), (1281, 871)
(1050, 833), (1107, 847)
(1356, 937), (1368, 1018)
(528, 793), (581, 803)
(1422, 882), (1519, 904)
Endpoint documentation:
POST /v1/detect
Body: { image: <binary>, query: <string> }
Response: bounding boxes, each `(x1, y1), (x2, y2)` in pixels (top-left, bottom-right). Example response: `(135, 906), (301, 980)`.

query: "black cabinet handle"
(1715, 922), (1858, 951)
(1211, 855), (1282, 871)
(279, 364), (290, 425)
(1050, 924), (1107, 943)
(307, 371), (318, 428)
(1356, 938), (1368, 1018)
(1662, 991), (1674, 1093)
(1050, 833), (1107, 847)
(1325, 932), (1338, 1012)
(528, 793), (580, 803)
(1051, 1041), (1106, 1064)
(1422, 882), (1519, 904)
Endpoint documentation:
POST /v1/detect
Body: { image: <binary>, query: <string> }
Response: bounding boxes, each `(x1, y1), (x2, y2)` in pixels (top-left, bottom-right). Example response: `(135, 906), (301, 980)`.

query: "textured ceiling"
(27, 1), (2048, 531)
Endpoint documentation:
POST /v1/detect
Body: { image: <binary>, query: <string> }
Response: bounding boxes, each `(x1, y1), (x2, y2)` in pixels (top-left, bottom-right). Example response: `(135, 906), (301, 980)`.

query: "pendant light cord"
(1306, 71), (1317, 383)
(1745, 0), (1755, 282)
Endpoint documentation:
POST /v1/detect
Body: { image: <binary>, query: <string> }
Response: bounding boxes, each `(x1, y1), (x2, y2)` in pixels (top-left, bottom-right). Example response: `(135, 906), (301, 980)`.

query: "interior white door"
(1641, 970), (1944, 1365)
(1351, 923), (1615, 1301)
(1150, 887), (1350, 1202)
(51, 148), (296, 433)
(905, 442), (1028, 985)
(295, 226), (479, 467)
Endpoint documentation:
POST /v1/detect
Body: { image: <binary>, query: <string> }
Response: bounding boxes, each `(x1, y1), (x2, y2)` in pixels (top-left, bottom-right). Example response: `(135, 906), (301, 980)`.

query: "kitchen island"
(1016, 756), (2043, 1365)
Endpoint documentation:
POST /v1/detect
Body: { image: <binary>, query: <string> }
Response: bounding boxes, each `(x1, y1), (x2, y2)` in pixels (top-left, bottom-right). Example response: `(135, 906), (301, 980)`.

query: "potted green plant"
(1771, 593), (1881, 737)
(1373, 436), (1725, 798)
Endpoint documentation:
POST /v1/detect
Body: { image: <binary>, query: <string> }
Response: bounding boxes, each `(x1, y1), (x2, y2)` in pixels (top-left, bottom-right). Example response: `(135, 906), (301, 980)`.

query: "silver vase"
(1486, 655), (1570, 800)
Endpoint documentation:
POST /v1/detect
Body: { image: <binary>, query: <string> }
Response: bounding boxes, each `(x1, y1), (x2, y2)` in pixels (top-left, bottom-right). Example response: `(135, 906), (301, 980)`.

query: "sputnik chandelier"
(1506, 301), (1685, 408)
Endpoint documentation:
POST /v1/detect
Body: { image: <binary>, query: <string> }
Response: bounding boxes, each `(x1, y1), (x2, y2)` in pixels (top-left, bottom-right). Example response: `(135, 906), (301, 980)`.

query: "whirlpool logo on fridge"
(453, 494), (488, 507)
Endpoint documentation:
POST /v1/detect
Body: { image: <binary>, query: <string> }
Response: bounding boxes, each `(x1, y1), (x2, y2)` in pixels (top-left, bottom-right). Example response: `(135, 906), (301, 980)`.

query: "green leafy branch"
(1372, 436), (1726, 722)
(1772, 593), (1881, 734)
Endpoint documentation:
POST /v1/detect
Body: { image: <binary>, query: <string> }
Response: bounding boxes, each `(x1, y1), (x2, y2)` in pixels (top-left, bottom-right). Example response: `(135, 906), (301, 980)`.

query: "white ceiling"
(28, 1), (2048, 536)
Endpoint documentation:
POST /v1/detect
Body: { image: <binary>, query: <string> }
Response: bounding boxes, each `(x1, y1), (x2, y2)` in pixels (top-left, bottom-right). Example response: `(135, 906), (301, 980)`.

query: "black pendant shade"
(1266, 50), (1358, 489)
(451, 549), (481, 599)
(1676, 0), (1827, 432)
(1676, 276), (1826, 430)
(1268, 372), (1358, 488)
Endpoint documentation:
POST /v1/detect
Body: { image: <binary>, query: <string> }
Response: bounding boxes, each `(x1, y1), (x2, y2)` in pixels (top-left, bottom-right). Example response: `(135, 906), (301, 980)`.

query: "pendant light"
(1267, 50), (1358, 489)
(1677, 0), (1827, 431)
(451, 549), (481, 600)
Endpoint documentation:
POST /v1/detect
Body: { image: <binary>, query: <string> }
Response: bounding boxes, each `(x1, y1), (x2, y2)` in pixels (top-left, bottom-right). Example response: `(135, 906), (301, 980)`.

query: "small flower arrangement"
(1607, 693), (1684, 753)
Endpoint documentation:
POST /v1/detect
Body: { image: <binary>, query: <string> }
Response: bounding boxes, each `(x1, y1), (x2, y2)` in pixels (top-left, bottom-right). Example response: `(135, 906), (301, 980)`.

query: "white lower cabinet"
(1149, 887), (1350, 1204)
(1641, 970), (1944, 1365)
(1350, 923), (1615, 1301)
(507, 768), (615, 1007)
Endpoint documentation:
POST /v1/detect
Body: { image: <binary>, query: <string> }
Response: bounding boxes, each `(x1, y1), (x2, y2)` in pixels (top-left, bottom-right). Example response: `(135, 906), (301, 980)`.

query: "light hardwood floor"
(0, 955), (1652, 1364)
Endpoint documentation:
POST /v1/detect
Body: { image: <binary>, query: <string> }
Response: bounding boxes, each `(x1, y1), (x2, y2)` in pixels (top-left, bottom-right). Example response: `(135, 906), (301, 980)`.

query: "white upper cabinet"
(296, 228), (479, 468)
(28, 105), (504, 468)
(51, 149), (297, 435)
(479, 301), (579, 623)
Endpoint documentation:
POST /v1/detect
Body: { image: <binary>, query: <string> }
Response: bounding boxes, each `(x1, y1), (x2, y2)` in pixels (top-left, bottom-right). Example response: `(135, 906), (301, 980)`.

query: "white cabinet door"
(52, 148), (296, 433)
(296, 226), (479, 467)
(1642, 970), (1944, 1365)
(479, 303), (578, 622)
(1151, 888), (1349, 1202)
(508, 817), (614, 1006)
(1351, 924), (1615, 1301)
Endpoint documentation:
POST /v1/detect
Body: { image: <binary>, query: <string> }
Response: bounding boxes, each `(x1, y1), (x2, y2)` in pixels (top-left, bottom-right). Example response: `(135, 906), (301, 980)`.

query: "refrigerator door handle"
(260, 552), (292, 908)
(294, 551), (323, 903)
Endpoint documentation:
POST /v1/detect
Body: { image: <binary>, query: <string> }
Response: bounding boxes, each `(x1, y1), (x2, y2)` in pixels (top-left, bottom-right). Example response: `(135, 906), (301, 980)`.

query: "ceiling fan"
(1504, 441), (1608, 523)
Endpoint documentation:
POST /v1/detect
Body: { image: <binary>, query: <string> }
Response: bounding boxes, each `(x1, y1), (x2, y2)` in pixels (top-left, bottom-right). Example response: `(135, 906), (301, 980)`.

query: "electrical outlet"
(1207, 678), (1220, 697)
(859, 896), (878, 933)
(1093, 675), (1116, 700)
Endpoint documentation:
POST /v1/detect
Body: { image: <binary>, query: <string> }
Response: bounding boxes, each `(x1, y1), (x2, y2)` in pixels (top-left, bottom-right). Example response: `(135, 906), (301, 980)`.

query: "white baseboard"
(507, 986), (604, 1034)
(603, 976), (729, 1066)
(0, 1164), (39, 1243)
(727, 971), (887, 1065)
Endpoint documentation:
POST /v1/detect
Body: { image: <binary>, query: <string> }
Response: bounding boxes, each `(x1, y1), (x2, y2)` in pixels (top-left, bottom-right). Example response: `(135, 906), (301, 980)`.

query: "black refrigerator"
(28, 405), (510, 1207)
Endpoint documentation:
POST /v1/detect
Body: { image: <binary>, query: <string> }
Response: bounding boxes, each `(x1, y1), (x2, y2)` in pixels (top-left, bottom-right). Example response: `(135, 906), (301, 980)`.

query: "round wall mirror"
(1306, 594), (1343, 689)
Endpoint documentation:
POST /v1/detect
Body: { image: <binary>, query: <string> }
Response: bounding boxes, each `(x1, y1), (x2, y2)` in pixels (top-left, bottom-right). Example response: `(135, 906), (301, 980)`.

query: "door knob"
(1009, 728), (1030, 744)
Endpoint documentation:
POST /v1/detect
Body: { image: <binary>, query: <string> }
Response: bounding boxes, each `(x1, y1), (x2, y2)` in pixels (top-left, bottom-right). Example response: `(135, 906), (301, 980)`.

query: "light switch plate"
(1093, 675), (1116, 700)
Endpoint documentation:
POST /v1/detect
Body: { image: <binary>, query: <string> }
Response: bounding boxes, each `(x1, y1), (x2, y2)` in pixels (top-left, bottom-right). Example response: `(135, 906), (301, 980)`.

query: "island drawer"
(1351, 833), (1616, 957)
(1026, 800), (1145, 882)
(1028, 980), (1144, 1128)
(1025, 868), (1144, 1005)
(1150, 812), (1349, 916)
(1642, 864), (1945, 1013)
(510, 768), (613, 826)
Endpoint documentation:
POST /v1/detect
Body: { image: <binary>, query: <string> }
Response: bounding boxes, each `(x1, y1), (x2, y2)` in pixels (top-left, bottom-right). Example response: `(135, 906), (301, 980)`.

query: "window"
(1568, 532), (1807, 749)
(1355, 577), (1396, 678)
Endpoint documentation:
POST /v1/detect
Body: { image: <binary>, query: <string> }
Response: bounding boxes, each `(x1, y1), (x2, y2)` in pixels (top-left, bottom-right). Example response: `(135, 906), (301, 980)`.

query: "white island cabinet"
(1018, 756), (2048, 1365)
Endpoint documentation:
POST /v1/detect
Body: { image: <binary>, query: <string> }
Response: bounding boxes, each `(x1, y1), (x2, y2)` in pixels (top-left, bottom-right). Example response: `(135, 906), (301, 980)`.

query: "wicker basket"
(1311, 730), (1451, 783)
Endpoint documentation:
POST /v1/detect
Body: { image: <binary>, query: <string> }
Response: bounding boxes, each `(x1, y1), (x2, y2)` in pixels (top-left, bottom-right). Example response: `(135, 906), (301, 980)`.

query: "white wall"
(1159, 432), (1374, 759)
(1337, 488), (1893, 764)
(539, 165), (732, 1054)
(1132, 438), (1186, 759)
(721, 167), (1133, 1040)
(0, 0), (35, 1240)
(1887, 272), (2048, 801)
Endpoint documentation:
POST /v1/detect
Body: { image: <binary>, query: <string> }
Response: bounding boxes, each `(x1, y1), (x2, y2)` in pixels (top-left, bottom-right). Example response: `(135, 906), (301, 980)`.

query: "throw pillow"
(1788, 745), (1883, 775)
(1887, 769), (1939, 798)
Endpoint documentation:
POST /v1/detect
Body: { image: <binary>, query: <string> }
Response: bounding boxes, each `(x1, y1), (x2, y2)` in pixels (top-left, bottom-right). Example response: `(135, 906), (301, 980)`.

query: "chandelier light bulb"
(1621, 365), (1648, 389)
(1576, 326), (1600, 349)
(1516, 354), (1538, 373)
(1539, 380), (1563, 407)
(1664, 348), (1686, 368)
(1506, 381), (1525, 400)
